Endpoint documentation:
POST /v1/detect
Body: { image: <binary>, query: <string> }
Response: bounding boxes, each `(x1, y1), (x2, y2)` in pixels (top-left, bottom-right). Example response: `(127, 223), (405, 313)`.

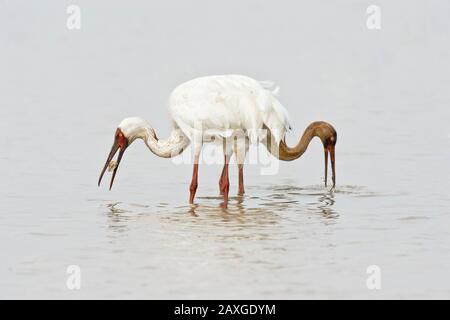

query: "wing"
(256, 80), (292, 144)
(168, 75), (292, 145)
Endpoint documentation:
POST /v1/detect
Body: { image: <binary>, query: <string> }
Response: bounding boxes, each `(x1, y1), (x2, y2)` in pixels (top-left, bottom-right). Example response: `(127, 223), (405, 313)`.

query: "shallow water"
(1, 1), (450, 299)
(2, 167), (449, 299)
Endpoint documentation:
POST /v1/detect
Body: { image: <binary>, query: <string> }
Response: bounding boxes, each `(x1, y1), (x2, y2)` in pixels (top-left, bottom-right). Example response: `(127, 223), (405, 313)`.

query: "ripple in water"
(100, 184), (384, 232)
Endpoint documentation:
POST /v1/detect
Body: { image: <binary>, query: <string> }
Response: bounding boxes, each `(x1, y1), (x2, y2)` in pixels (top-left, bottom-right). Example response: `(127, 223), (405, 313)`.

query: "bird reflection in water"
(103, 185), (339, 238)
(315, 191), (339, 221)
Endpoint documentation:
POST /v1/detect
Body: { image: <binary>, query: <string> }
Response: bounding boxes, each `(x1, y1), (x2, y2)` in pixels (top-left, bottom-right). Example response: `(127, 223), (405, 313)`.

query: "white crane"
(98, 75), (337, 208)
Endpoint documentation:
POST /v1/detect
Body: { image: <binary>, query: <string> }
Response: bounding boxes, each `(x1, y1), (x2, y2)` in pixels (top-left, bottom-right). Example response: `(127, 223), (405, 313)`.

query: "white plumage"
(168, 74), (292, 147)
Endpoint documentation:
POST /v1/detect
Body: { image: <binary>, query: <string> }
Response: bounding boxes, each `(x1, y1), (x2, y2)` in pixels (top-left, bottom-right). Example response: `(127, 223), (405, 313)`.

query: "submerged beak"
(98, 129), (128, 190)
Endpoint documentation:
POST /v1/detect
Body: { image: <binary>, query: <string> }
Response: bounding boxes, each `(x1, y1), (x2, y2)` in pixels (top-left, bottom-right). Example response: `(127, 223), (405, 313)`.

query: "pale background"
(1, 0), (449, 299)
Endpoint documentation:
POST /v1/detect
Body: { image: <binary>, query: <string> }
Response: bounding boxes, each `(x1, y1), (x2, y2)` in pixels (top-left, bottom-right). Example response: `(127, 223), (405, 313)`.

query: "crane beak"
(98, 129), (129, 190)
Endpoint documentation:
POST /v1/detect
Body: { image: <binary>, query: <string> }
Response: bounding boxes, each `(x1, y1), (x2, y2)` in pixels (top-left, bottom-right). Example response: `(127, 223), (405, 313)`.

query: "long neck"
(143, 127), (190, 158)
(279, 128), (315, 161)
(265, 121), (337, 161)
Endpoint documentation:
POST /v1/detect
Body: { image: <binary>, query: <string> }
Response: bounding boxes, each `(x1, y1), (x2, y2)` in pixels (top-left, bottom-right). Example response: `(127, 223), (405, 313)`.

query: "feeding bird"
(98, 75), (337, 208)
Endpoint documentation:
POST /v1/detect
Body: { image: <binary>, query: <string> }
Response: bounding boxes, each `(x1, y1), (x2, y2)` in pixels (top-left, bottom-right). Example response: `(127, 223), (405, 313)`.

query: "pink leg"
(219, 155), (230, 208)
(189, 156), (200, 204)
(219, 165), (226, 195)
(238, 164), (245, 195)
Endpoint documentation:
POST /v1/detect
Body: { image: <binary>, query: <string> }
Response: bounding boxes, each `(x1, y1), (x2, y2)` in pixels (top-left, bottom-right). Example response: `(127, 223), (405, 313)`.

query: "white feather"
(259, 80), (281, 96)
(168, 75), (292, 146)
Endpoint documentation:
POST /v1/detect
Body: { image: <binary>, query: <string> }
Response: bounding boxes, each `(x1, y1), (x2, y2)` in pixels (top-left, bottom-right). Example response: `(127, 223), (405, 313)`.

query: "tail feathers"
(260, 80), (281, 96)
(272, 98), (292, 131)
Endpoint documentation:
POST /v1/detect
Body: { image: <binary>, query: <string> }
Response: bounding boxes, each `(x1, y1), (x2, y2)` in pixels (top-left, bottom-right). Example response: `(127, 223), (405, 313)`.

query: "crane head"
(98, 117), (151, 190)
(98, 127), (129, 190)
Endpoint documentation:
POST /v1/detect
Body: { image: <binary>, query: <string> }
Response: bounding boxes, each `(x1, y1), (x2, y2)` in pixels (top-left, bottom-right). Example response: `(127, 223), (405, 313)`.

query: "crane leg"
(233, 135), (248, 196)
(189, 155), (200, 204)
(238, 164), (245, 195)
(219, 154), (231, 208)
(219, 156), (244, 195)
(219, 165), (226, 195)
